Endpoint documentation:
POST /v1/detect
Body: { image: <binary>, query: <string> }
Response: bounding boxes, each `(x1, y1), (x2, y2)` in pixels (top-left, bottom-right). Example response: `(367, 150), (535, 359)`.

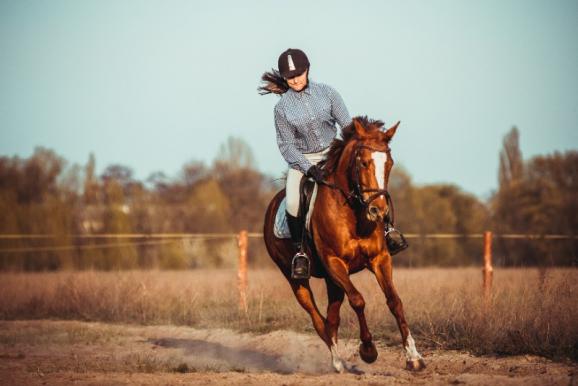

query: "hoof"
(359, 342), (378, 364)
(332, 360), (346, 374)
(406, 358), (426, 371)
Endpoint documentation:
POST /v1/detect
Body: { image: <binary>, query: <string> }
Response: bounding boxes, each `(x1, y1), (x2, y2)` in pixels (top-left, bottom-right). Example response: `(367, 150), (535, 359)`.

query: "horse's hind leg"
(289, 280), (346, 373)
(325, 277), (344, 343)
(324, 257), (378, 364)
(324, 278), (348, 372)
(370, 253), (426, 371)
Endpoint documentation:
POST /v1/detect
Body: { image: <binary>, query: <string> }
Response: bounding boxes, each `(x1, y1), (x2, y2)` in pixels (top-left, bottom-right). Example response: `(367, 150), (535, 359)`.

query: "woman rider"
(259, 48), (408, 279)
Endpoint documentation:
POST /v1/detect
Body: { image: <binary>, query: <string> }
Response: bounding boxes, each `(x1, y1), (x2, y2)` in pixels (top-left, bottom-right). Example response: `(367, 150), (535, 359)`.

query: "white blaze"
(288, 54), (296, 71)
(371, 152), (387, 189)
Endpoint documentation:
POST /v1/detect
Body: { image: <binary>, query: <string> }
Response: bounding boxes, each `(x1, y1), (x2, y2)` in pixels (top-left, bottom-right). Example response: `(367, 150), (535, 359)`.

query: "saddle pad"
(273, 184), (319, 239)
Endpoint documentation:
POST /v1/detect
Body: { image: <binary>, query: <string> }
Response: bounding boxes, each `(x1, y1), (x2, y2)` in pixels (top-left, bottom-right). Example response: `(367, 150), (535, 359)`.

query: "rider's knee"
(286, 169), (303, 217)
(286, 192), (300, 217)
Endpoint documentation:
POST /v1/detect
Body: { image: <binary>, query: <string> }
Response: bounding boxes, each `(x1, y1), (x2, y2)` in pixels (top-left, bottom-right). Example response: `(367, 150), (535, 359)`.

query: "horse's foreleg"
(325, 257), (378, 364)
(370, 253), (426, 371)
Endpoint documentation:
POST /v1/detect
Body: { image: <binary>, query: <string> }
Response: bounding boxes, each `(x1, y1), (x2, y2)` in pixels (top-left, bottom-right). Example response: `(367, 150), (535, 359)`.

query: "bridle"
(318, 142), (397, 224)
(351, 143), (391, 207)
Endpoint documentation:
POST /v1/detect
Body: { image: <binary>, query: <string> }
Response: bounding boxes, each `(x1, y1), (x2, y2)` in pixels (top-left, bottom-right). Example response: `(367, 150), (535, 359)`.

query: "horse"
(263, 116), (426, 373)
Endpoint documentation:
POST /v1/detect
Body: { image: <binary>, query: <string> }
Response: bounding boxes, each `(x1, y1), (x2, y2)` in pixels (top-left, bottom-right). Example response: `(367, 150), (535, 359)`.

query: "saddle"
(298, 176), (317, 231)
(272, 177), (319, 240)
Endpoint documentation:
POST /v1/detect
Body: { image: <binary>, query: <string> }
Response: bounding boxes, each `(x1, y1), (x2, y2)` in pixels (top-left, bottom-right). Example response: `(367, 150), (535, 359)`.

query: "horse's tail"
(258, 69), (289, 95)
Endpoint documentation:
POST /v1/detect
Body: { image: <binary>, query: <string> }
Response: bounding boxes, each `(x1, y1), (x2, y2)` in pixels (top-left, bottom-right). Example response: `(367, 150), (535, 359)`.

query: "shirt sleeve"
(327, 85), (352, 129)
(274, 105), (312, 174)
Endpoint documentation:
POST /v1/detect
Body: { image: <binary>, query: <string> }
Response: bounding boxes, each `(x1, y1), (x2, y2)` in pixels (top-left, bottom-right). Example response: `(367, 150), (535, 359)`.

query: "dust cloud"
(150, 328), (359, 374)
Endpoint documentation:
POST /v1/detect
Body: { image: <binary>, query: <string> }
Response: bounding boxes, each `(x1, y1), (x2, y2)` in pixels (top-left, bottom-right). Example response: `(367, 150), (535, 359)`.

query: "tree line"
(0, 130), (575, 270)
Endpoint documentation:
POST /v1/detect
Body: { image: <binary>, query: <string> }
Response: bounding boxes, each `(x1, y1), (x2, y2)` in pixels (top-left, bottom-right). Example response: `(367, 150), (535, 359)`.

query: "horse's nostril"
(369, 206), (380, 216)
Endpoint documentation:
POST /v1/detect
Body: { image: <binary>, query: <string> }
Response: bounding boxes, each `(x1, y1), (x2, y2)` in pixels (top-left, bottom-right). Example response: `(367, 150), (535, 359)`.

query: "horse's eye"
(356, 156), (370, 168)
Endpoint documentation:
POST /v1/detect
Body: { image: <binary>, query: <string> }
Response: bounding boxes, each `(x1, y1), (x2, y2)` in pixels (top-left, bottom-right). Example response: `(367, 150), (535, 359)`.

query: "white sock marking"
(330, 338), (345, 373)
(404, 332), (423, 361)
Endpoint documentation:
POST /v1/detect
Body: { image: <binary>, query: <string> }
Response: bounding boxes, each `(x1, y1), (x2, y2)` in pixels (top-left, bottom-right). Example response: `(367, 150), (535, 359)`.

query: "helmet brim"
(280, 67), (307, 80)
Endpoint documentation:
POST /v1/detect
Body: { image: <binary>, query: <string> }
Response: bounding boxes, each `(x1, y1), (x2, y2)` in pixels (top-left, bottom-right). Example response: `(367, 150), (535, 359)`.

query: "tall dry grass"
(0, 268), (575, 360)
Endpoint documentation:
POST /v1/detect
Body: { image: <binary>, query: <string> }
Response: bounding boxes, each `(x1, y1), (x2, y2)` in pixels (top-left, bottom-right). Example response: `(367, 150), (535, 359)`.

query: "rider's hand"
(306, 165), (326, 183)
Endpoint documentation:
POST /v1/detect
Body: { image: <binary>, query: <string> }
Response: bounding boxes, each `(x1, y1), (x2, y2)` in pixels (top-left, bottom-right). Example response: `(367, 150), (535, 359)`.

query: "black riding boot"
(285, 211), (310, 279)
(385, 223), (409, 255)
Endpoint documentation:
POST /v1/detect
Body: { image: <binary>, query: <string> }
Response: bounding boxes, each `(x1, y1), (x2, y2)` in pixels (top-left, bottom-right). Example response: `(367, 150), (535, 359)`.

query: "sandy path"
(0, 320), (574, 385)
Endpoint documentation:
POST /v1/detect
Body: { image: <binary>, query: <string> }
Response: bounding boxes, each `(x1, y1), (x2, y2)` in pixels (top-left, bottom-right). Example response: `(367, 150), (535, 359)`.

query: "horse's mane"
(321, 116), (385, 175)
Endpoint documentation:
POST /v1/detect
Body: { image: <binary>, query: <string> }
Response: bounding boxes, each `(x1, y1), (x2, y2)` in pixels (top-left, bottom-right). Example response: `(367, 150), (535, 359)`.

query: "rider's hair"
(258, 69), (290, 95)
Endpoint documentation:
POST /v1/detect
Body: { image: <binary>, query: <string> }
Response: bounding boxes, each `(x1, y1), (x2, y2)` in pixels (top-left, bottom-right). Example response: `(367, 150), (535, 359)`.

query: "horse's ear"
(353, 119), (367, 138)
(383, 121), (400, 142)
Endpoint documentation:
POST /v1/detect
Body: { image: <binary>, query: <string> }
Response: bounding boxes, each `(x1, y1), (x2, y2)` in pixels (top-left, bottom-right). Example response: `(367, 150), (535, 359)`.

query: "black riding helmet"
(278, 48), (310, 79)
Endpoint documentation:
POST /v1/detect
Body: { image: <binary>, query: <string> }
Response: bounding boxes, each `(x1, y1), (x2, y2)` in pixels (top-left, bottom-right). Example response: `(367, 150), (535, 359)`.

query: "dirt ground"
(0, 320), (575, 386)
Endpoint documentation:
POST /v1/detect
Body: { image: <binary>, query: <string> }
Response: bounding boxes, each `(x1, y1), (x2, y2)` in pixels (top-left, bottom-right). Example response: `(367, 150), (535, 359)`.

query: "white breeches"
(285, 148), (329, 217)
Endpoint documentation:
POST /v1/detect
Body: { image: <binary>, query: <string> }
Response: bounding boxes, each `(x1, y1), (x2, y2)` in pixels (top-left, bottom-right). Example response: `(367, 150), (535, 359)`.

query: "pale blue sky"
(1, 0), (577, 198)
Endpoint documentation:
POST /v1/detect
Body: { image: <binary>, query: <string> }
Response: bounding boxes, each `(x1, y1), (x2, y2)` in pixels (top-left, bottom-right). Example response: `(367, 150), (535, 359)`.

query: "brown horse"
(263, 117), (426, 373)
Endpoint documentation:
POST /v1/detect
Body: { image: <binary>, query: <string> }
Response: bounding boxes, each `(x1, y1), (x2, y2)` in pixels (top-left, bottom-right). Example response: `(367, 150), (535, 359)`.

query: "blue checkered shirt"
(274, 81), (352, 174)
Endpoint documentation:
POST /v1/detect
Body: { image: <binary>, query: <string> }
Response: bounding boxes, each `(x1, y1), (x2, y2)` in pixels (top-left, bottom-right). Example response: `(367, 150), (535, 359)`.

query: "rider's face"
(285, 68), (308, 92)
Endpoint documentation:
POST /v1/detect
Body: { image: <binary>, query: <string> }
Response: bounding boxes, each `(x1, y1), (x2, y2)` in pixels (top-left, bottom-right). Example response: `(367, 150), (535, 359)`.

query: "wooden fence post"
(237, 230), (248, 313)
(482, 230), (493, 304)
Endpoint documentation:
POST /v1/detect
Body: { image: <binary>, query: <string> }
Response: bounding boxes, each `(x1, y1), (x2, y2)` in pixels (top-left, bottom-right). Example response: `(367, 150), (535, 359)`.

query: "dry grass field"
(0, 268), (576, 385)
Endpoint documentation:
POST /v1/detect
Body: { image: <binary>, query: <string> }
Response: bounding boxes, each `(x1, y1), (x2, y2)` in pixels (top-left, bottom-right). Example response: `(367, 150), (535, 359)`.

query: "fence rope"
(0, 239), (178, 253)
(0, 233), (576, 240)
(0, 233), (248, 239)
(0, 232), (575, 254)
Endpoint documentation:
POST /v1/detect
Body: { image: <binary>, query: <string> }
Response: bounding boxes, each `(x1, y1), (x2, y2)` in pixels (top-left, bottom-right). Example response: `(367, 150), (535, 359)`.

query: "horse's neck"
(323, 141), (355, 206)
(333, 141), (356, 193)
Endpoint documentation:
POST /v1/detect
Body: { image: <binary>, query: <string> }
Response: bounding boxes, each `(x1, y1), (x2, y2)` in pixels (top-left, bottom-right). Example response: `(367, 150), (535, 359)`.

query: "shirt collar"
(288, 80), (314, 96)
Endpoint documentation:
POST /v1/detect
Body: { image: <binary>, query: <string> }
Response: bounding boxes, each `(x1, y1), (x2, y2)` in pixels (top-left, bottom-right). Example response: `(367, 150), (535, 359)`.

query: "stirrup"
(291, 252), (311, 279)
(385, 226), (409, 256)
